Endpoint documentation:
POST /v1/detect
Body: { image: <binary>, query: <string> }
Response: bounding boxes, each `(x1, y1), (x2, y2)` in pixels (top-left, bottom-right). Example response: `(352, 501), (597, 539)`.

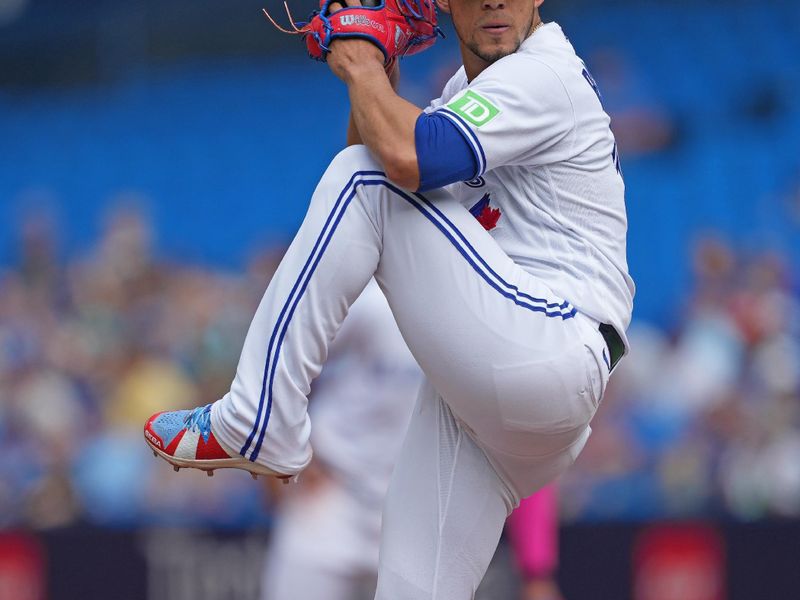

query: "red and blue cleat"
(144, 404), (289, 480)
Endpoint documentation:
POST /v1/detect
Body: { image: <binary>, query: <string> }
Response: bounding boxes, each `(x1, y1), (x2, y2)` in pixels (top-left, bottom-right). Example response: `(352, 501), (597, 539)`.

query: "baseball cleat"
(144, 404), (290, 480)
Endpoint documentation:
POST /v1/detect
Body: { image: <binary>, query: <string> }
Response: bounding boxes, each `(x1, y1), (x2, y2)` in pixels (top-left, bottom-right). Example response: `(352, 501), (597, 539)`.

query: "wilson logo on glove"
(340, 14), (385, 32)
(263, 0), (443, 66)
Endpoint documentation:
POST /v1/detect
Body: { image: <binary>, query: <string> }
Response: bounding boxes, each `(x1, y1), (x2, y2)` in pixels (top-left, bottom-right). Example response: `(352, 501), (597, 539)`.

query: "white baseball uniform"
(213, 21), (633, 600)
(262, 281), (422, 600)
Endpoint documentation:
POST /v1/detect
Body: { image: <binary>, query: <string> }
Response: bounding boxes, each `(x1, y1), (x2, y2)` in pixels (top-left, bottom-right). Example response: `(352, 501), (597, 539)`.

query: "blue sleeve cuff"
(414, 112), (479, 192)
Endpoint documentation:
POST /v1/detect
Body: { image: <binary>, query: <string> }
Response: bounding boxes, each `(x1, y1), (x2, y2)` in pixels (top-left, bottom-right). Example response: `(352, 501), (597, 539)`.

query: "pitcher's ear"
(436, 0), (450, 14)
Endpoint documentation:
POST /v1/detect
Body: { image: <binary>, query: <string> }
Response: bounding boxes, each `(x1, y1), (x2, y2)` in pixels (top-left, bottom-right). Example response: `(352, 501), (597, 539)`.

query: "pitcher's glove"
(264, 0), (442, 66)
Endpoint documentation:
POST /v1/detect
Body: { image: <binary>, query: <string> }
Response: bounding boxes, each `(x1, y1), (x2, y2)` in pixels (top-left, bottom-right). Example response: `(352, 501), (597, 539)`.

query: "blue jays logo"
(464, 176), (485, 188)
(469, 193), (501, 231)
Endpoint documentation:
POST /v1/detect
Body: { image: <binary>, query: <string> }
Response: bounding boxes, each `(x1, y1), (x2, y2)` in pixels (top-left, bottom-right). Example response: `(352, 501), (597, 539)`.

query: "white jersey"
(426, 22), (635, 346)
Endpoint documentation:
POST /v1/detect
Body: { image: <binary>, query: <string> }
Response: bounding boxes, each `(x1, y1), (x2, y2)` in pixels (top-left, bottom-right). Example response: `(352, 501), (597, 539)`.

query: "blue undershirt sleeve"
(414, 112), (479, 192)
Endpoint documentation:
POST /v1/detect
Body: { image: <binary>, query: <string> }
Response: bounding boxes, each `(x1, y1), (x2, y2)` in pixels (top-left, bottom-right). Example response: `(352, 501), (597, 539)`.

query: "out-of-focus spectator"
(1, 201), (798, 527)
(261, 281), (422, 600)
(0, 202), (272, 529)
(561, 234), (800, 521)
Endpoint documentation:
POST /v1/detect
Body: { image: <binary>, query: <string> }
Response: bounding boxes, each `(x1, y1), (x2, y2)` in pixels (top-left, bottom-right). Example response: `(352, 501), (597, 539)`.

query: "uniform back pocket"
(492, 343), (598, 436)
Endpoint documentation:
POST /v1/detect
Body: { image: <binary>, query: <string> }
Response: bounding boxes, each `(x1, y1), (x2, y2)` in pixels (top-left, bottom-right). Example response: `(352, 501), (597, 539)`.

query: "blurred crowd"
(0, 205), (283, 529)
(1, 206), (798, 530)
(562, 237), (800, 521)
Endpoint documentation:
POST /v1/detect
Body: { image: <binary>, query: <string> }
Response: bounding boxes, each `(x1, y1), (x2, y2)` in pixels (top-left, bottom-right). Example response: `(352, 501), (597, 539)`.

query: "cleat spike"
(173, 466), (180, 472)
(153, 451), (158, 457)
(251, 473), (258, 480)
(206, 470), (214, 477)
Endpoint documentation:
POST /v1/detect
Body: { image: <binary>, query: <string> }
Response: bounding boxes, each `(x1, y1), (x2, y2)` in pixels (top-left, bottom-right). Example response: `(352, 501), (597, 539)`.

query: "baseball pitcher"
(144, 0), (634, 597)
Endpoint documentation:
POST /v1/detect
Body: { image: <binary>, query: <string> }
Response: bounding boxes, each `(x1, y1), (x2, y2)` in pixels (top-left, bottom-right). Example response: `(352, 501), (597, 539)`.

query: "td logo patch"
(448, 91), (500, 127)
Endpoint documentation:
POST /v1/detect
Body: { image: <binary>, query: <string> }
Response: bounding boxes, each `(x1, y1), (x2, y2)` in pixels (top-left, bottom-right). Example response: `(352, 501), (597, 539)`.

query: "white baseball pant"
(212, 145), (609, 599)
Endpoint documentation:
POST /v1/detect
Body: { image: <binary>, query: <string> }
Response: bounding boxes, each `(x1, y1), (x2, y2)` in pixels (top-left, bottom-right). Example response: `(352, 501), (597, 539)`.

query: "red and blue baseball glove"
(264, 0), (441, 66)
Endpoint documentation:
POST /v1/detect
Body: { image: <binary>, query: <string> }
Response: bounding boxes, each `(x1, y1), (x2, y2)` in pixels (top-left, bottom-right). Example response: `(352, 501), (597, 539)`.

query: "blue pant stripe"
(247, 172), (575, 462)
(393, 183), (578, 318)
(250, 177), (378, 461)
(416, 192), (574, 312)
(240, 170), (384, 459)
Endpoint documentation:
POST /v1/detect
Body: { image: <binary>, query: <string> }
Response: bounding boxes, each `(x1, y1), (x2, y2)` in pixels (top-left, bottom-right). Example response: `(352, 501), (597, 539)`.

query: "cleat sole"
(145, 433), (290, 479)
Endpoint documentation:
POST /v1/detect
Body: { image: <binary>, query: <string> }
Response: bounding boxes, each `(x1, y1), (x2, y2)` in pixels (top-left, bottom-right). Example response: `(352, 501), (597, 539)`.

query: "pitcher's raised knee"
(325, 144), (383, 182)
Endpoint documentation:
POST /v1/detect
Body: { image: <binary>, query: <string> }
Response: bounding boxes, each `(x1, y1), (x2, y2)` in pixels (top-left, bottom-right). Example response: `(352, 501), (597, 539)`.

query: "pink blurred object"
(507, 484), (559, 579)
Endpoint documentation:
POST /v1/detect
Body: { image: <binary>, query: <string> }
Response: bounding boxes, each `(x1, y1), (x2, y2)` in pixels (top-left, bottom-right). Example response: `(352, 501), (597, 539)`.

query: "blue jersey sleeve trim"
(414, 112), (480, 192)
(437, 108), (487, 176)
